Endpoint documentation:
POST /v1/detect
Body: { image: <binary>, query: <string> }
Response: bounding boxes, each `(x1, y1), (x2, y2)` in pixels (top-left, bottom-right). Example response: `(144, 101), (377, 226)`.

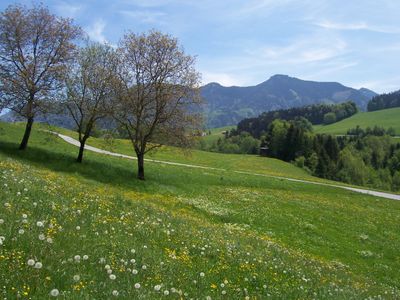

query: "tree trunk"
(77, 139), (86, 163)
(19, 117), (34, 150)
(137, 152), (145, 180)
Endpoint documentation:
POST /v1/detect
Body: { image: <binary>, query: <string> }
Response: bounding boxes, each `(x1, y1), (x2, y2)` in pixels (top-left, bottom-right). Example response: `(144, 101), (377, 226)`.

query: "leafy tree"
(63, 42), (118, 162)
(112, 31), (202, 180)
(0, 4), (81, 149)
(323, 112), (337, 125)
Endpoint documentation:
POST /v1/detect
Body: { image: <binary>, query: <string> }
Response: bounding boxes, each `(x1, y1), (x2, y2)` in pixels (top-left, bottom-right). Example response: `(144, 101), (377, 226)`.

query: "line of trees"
(237, 101), (358, 138)
(0, 4), (202, 180)
(367, 90), (400, 111)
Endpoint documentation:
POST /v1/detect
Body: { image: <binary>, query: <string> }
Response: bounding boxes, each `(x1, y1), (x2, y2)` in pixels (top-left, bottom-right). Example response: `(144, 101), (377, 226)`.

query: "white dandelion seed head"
(112, 290), (119, 296)
(73, 275), (80, 282)
(130, 259), (136, 264)
(131, 249), (136, 254)
(221, 290), (226, 295)
(47, 237), (53, 243)
(134, 283), (140, 289)
(107, 269), (113, 274)
(36, 221), (44, 227)
(39, 233), (46, 240)
(18, 229), (25, 235)
(154, 285), (161, 291)
(27, 259), (35, 266)
(22, 214), (27, 219)
(105, 264), (111, 270)
(109, 274), (116, 280)
(206, 296), (212, 300)
(50, 289), (59, 297)
(74, 255), (81, 262)
(132, 269), (138, 275)
(0, 219), (4, 224)
(141, 265), (147, 270)
(200, 272), (205, 277)
(83, 255), (89, 260)
(76, 226), (80, 230)
(164, 290), (170, 295)
(34, 262), (43, 269)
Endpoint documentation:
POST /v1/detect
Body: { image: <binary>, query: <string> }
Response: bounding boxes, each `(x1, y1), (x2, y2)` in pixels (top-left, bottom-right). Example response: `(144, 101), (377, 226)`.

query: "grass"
(201, 126), (236, 145)
(1, 121), (400, 298)
(314, 107), (400, 135)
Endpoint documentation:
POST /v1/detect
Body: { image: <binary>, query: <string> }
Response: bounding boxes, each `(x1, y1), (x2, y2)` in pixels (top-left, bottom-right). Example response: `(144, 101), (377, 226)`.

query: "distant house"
(259, 146), (269, 157)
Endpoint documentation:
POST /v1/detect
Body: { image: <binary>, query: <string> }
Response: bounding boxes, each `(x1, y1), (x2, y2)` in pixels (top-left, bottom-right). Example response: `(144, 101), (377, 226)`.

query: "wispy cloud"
(53, 1), (83, 18)
(119, 10), (166, 24)
(315, 20), (400, 34)
(85, 20), (107, 43)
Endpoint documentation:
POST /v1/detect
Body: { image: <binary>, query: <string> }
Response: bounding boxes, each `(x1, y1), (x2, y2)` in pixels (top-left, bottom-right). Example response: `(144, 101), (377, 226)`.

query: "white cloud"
(315, 20), (400, 34)
(86, 20), (107, 43)
(119, 10), (166, 24)
(53, 1), (83, 18)
(353, 77), (400, 94)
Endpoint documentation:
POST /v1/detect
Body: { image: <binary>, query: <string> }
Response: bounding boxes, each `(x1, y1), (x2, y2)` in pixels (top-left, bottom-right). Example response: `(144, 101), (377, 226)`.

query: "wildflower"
(154, 285), (162, 291)
(73, 275), (80, 282)
(206, 297), (212, 300)
(76, 226), (80, 230)
(39, 234), (46, 240)
(34, 262), (43, 269)
(200, 272), (205, 277)
(164, 290), (170, 296)
(107, 269), (113, 274)
(134, 283), (141, 289)
(130, 259), (136, 264)
(47, 237), (53, 243)
(221, 290), (226, 295)
(109, 274), (116, 280)
(18, 229), (25, 234)
(142, 265), (147, 270)
(131, 249), (136, 254)
(105, 264), (111, 270)
(132, 269), (138, 275)
(22, 214), (27, 219)
(0, 219), (4, 224)
(4, 202), (10, 207)
(50, 289), (59, 297)
(74, 255), (81, 262)
(83, 255), (89, 260)
(36, 221), (44, 227)
(112, 290), (119, 296)
(27, 259), (35, 266)
(0, 236), (5, 245)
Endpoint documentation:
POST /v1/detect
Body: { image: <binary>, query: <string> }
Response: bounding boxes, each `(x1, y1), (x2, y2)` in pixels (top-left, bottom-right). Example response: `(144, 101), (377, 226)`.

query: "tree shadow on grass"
(0, 140), (143, 191)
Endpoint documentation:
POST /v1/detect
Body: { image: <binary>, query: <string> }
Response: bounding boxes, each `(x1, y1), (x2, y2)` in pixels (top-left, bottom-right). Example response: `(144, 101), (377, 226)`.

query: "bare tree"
(64, 42), (117, 162)
(113, 31), (202, 180)
(0, 4), (81, 150)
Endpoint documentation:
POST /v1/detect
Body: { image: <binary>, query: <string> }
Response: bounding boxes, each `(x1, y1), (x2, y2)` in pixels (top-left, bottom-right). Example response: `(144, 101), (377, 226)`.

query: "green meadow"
(1, 122), (400, 299)
(314, 107), (400, 135)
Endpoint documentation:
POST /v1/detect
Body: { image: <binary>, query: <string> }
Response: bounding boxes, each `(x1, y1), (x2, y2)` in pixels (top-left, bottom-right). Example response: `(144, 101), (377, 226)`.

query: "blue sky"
(1, 0), (400, 93)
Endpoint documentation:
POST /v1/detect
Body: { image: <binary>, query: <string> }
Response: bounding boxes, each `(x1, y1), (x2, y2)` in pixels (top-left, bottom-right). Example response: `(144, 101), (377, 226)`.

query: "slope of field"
(201, 126), (235, 146)
(314, 107), (400, 135)
(1, 122), (400, 298)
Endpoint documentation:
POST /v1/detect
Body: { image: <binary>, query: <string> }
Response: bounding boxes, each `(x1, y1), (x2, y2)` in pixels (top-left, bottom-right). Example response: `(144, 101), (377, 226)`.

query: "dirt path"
(53, 132), (400, 201)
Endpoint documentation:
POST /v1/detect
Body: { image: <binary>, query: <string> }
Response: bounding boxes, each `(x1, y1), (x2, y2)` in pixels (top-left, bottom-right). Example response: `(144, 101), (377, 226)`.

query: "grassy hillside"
(314, 107), (400, 135)
(201, 126), (235, 145)
(1, 122), (400, 298)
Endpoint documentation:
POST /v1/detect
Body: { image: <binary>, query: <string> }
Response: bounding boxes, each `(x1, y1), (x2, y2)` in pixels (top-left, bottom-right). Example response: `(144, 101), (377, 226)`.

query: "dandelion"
(105, 264), (111, 270)
(107, 269), (113, 274)
(50, 289), (59, 297)
(130, 259), (136, 264)
(200, 272), (205, 277)
(206, 297), (212, 300)
(164, 290), (170, 296)
(36, 221), (44, 227)
(4, 202), (10, 208)
(22, 214), (28, 219)
(83, 255), (89, 260)
(134, 283), (141, 289)
(142, 265), (147, 270)
(109, 274), (116, 280)
(221, 290), (226, 295)
(76, 226), (80, 230)
(34, 262), (43, 269)
(73, 275), (80, 282)
(18, 229), (25, 234)
(112, 290), (119, 296)
(0, 219), (4, 224)
(39, 234), (46, 240)
(132, 269), (138, 275)
(154, 285), (162, 291)
(99, 258), (106, 264)
(47, 237), (53, 243)
(74, 255), (81, 262)
(27, 259), (35, 266)
(131, 249), (136, 254)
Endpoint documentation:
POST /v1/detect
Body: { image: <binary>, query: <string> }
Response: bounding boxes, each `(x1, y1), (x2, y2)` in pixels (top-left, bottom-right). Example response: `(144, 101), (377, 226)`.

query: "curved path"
(52, 132), (400, 202)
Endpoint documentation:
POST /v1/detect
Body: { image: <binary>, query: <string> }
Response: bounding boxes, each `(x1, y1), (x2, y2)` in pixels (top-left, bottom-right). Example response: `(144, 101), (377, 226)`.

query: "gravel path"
(53, 132), (400, 201)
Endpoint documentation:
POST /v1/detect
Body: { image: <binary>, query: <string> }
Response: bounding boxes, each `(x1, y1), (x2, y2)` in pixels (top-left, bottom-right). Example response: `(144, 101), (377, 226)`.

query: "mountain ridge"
(201, 74), (377, 127)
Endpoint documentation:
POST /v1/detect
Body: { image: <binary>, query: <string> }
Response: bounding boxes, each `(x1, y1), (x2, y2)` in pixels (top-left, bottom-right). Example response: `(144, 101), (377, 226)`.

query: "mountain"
(201, 75), (377, 128)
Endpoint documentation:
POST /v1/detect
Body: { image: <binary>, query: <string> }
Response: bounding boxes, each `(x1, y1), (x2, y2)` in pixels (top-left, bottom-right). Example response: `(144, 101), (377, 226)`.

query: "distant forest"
(237, 101), (358, 138)
(368, 90), (400, 111)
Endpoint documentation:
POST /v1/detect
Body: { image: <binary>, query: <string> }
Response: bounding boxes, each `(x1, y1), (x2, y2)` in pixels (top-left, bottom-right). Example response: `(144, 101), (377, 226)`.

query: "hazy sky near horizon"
(1, 0), (400, 93)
